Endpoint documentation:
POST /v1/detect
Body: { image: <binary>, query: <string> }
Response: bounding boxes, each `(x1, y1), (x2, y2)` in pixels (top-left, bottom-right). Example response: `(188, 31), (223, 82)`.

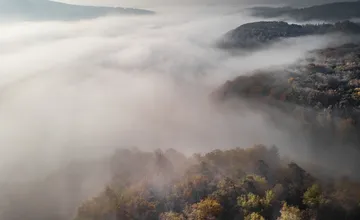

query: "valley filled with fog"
(1, 2), (360, 220)
(0, 7), (333, 179)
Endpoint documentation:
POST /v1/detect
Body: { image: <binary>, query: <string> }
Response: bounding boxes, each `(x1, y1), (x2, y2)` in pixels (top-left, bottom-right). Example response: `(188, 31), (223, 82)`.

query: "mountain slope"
(219, 21), (360, 49)
(73, 146), (360, 220)
(248, 1), (360, 21)
(215, 43), (360, 156)
(0, 0), (154, 21)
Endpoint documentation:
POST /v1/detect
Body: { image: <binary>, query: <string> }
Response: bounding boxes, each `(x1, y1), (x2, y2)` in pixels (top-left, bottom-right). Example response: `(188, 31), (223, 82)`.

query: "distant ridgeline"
(248, 1), (360, 21)
(0, 0), (154, 20)
(219, 21), (360, 49)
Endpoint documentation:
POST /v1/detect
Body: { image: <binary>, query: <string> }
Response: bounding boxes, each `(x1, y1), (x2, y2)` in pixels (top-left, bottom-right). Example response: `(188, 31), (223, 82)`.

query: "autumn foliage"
(74, 145), (360, 220)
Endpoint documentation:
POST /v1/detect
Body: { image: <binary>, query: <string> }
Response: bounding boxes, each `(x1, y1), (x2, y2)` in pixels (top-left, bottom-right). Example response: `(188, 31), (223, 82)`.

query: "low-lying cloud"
(0, 6), (352, 219)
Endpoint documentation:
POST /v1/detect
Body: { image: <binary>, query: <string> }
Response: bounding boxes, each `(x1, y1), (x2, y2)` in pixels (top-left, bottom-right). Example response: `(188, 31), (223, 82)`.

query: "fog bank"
(0, 9), (341, 178)
(0, 6), (351, 220)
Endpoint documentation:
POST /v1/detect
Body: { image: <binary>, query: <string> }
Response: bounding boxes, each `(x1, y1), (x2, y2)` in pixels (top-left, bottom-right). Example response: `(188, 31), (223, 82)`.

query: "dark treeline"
(248, 1), (360, 21)
(217, 42), (360, 135)
(220, 21), (360, 49)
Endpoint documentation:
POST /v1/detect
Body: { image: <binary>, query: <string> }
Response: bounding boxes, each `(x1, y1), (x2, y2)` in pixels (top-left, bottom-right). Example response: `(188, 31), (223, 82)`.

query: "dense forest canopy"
(74, 145), (360, 220)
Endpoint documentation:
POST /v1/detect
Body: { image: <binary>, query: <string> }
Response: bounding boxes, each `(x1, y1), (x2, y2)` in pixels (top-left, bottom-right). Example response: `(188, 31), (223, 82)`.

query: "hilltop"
(219, 21), (360, 49)
(72, 145), (360, 220)
(248, 1), (360, 21)
(0, 0), (154, 21)
(215, 43), (360, 163)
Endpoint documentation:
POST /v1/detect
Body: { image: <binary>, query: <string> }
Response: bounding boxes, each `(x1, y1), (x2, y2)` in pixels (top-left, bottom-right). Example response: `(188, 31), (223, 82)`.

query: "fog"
(0, 5), (354, 220)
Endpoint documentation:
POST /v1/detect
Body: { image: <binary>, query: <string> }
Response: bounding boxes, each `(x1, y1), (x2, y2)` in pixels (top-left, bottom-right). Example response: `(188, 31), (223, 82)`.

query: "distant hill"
(0, 0), (154, 21)
(248, 1), (360, 21)
(215, 43), (360, 150)
(219, 20), (360, 49)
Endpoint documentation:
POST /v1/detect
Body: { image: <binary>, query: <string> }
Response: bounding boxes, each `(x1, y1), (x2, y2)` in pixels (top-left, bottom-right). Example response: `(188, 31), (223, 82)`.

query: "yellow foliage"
(263, 190), (275, 207)
(245, 212), (265, 220)
(238, 193), (262, 210)
(352, 89), (360, 99)
(244, 174), (267, 184)
(303, 184), (328, 208)
(190, 198), (222, 220)
(160, 212), (185, 220)
(278, 203), (302, 220)
(238, 190), (274, 213)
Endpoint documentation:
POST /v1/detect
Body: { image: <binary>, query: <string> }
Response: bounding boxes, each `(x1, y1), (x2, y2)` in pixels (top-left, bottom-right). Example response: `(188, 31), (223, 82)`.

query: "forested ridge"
(74, 145), (360, 220)
(217, 43), (360, 143)
(214, 42), (360, 175)
(220, 21), (360, 49)
(248, 1), (360, 21)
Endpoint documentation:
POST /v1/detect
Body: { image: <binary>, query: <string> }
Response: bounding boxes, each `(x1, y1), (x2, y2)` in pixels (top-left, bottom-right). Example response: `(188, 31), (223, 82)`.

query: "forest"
(74, 42), (360, 220)
(248, 1), (360, 21)
(220, 21), (360, 49)
(74, 145), (360, 220)
(215, 42), (360, 174)
(3, 1), (360, 220)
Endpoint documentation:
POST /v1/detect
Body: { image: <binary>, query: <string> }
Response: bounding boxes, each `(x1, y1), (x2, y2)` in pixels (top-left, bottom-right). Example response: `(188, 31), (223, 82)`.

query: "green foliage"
(244, 174), (267, 184)
(245, 212), (265, 220)
(237, 190), (275, 216)
(263, 190), (275, 207)
(238, 193), (262, 212)
(303, 184), (328, 208)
